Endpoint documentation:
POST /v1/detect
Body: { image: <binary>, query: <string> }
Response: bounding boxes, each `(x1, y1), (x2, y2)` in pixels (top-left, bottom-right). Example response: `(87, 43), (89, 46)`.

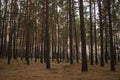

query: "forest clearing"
(0, 59), (120, 80)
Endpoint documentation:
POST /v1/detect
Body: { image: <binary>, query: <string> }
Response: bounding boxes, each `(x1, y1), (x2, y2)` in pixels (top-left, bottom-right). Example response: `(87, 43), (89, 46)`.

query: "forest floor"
(0, 58), (120, 80)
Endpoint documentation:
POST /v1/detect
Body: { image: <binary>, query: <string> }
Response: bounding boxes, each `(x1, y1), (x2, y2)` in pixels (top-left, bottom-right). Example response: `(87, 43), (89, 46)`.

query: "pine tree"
(78, 0), (88, 72)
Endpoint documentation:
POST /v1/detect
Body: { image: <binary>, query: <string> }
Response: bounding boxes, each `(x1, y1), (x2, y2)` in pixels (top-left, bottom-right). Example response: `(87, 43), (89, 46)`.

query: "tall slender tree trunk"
(8, 0), (14, 64)
(105, 22), (109, 63)
(69, 0), (73, 64)
(13, 19), (17, 59)
(72, 0), (79, 63)
(94, 0), (98, 65)
(35, 32), (37, 62)
(98, 0), (104, 67)
(103, 0), (109, 64)
(113, 36), (117, 64)
(66, 0), (69, 63)
(78, 0), (88, 72)
(52, 34), (54, 61)
(7, 26), (12, 64)
(0, 0), (1, 58)
(12, 1), (18, 59)
(89, 0), (94, 65)
(41, 0), (45, 63)
(40, 42), (43, 63)
(25, 0), (30, 65)
(107, 0), (115, 71)
(45, 0), (50, 69)
(57, 17), (60, 63)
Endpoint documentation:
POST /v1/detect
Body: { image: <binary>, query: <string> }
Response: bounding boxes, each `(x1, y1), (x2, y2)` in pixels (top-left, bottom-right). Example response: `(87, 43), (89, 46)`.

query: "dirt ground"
(0, 59), (120, 80)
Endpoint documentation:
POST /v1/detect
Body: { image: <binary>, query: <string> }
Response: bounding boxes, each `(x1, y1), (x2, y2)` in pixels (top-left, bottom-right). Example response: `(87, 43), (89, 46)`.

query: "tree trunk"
(57, 14), (60, 64)
(72, 0), (79, 63)
(0, 0), (1, 58)
(69, 0), (73, 64)
(89, 0), (94, 65)
(107, 0), (115, 71)
(78, 0), (88, 72)
(45, 0), (50, 69)
(98, 0), (104, 67)
(94, 0), (98, 65)
(25, 0), (30, 65)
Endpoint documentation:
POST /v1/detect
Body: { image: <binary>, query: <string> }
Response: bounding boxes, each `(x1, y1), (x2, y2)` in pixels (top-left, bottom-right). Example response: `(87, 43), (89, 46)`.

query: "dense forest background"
(0, 0), (120, 74)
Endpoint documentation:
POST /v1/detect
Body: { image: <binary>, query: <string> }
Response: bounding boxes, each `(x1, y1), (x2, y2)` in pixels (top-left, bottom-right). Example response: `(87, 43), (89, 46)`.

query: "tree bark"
(107, 0), (115, 71)
(45, 0), (50, 69)
(94, 0), (98, 65)
(69, 0), (73, 64)
(78, 0), (88, 72)
(89, 0), (94, 65)
(98, 0), (104, 67)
